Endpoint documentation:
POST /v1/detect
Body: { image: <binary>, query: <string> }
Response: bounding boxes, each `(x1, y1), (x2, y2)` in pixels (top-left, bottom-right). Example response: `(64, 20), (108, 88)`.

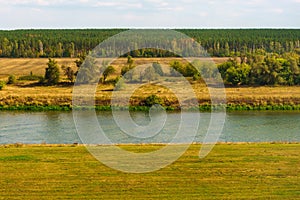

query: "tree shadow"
(18, 81), (74, 88)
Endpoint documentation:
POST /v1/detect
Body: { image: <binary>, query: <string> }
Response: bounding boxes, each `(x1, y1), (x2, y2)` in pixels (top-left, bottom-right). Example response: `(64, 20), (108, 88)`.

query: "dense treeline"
(62, 52), (300, 87)
(165, 51), (300, 86)
(218, 52), (300, 86)
(0, 29), (299, 58)
(181, 29), (300, 57)
(0, 29), (125, 58)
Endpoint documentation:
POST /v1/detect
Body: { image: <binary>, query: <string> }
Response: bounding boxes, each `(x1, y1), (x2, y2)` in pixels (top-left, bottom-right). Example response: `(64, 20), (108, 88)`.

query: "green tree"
(62, 65), (75, 83)
(224, 42), (230, 57)
(142, 66), (158, 82)
(45, 58), (60, 85)
(218, 58), (250, 86)
(114, 77), (126, 91)
(67, 42), (75, 58)
(56, 42), (63, 57)
(250, 62), (270, 85)
(144, 95), (164, 107)
(218, 58), (238, 79)
(121, 56), (136, 82)
(74, 54), (86, 72)
(170, 61), (184, 77)
(185, 63), (198, 77)
(103, 66), (116, 82)
(7, 75), (16, 84)
(1, 37), (11, 57)
(290, 57), (300, 85)
(152, 62), (164, 76)
(38, 40), (44, 57)
(0, 81), (6, 90)
(122, 66), (135, 82)
(121, 66), (130, 76)
(226, 63), (251, 86)
(76, 56), (98, 84)
(192, 60), (217, 80)
(127, 55), (134, 67)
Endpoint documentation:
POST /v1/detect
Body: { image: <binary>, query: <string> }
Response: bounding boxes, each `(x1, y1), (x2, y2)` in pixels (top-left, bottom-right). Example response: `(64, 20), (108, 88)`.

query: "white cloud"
(0, 0), (299, 29)
(93, 1), (143, 9)
(158, 6), (184, 11)
(94, 2), (118, 7)
(246, 0), (264, 5)
(144, 0), (186, 12)
(269, 8), (284, 14)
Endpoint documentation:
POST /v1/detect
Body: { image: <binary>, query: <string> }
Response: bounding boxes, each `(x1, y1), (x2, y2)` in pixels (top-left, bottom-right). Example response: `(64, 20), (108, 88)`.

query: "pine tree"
(45, 58), (60, 85)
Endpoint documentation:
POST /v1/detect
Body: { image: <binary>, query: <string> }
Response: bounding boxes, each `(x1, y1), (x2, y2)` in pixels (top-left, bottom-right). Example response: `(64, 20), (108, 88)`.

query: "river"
(0, 111), (299, 144)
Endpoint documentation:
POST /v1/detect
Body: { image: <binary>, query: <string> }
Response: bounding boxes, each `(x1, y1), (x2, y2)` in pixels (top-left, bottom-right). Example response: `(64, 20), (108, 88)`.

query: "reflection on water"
(0, 111), (299, 144)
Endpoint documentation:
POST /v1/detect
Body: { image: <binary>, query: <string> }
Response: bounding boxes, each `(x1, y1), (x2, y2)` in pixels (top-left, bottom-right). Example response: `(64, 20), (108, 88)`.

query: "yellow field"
(0, 58), (77, 78)
(0, 57), (228, 79)
(0, 58), (300, 107)
(1, 82), (300, 107)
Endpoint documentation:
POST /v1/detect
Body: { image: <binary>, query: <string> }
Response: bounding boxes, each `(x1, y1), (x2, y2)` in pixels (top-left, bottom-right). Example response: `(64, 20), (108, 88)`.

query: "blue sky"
(0, 0), (299, 29)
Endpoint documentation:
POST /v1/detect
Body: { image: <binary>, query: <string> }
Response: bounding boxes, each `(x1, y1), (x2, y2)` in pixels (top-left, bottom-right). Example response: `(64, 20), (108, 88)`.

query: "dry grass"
(225, 86), (300, 105)
(1, 82), (300, 108)
(0, 57), (228, 79)
(0, 58), (77, 79)
(1, 58), (300, 107)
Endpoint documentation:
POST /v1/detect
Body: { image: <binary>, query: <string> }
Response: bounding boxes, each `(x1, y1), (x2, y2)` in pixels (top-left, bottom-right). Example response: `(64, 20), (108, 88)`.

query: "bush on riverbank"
(1, 103), (300, 112)
(0, 81), (5, 90)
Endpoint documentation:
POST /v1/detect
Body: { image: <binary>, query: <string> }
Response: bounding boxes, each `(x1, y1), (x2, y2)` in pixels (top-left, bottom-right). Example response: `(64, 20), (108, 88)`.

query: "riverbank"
(0, 143), (299, 199)
(1, 57), (300, 111)
(1, 104), (300, 112)
(1, 84), (300, 111)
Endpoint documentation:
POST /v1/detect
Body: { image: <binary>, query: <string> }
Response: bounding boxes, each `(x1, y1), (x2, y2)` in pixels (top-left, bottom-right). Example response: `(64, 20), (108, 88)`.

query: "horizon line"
(1, 27), (300, 31)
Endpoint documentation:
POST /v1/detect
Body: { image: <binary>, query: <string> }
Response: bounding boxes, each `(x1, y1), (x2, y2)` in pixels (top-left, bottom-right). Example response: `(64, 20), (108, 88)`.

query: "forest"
(46, 52), (300, 87)
(0, 29), (299, 58)
(0, 29), (300, 87)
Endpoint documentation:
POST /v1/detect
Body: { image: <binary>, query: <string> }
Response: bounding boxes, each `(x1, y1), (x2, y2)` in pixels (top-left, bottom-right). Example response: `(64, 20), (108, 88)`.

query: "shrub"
(0, 81), (6, 90)
(152, 62), (164, 76)
(103, 66), (116, 82)
(7, 75), (17, 84)
(142, 66), (159, 82)
(18, 74), (43, 81)
(143, 95), (164, 107)
(114, 77), (126, 91)
(62, 65), (75, 83)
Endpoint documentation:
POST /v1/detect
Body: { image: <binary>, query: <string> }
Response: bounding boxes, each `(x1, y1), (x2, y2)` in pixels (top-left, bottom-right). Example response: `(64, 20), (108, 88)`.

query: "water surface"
(0, 111), (299, 144)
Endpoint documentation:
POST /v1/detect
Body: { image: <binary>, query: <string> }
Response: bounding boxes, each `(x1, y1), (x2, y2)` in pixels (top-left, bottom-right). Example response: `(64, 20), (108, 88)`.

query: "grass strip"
(1, 104), (300, 112)
(0, 143), (299, 199)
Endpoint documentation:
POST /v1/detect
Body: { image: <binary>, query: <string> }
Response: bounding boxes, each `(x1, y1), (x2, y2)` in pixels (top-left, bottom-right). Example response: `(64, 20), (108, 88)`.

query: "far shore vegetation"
(0, 29), (300, 111)
(0, 55), (300, 111)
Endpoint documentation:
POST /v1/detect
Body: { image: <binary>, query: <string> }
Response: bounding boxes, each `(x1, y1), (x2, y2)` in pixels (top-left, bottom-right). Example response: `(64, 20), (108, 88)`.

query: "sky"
(0, 0), (299, 29)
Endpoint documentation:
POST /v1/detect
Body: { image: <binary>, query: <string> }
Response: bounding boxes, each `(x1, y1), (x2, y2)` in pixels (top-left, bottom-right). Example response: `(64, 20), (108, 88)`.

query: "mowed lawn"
(0, 143), (299, 199)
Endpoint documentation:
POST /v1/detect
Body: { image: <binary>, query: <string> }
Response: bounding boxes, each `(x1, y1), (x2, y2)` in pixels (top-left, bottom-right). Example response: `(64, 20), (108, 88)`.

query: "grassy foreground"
(0, 143), (299, 199)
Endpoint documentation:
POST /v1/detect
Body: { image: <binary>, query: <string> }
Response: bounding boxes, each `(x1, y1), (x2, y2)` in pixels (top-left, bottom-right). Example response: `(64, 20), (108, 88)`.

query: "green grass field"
(0, 143), (299, 199)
